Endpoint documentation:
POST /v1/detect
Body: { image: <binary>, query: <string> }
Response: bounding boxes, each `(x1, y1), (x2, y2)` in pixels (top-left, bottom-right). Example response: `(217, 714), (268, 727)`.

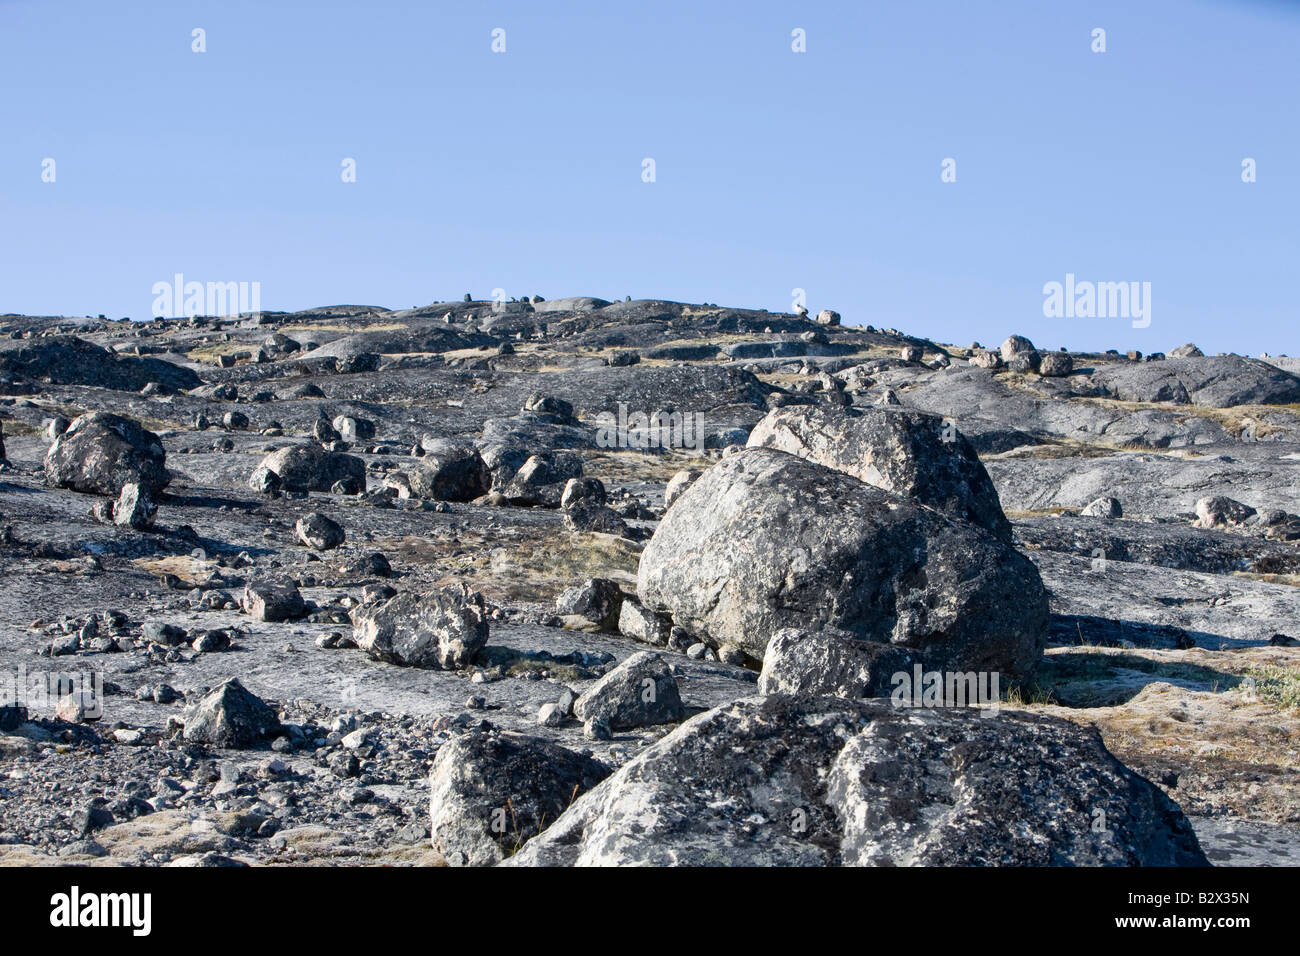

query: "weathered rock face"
(639, 448), (1047, 673)
(332, 415), (375, 442)
(502, 452), (582, 506)
(617, 600), (670, 645)
(44, 412), (169, 497)
(351, 586), (489, 669)
(112, 482), (157, 530)
(504, 695), (1209, 867)
(663, 469), (701, 509)
(1091, 356), (1300, 408)
(758, 627), (919, 698)
(243, 580), (307, 622)
(477, 440), (533, 492)
(555, 578), (623, 631)
(746, 405), (1012, 541)
(0, 335), (200, 392)
(1038, 352), (1073, 377)
(182, 678), (280, 748)
(905, 367), (1230, 451)
(522, 392), (576, 422)
(295, 512), (345, 550)
(1007, 350), (1041, 373)
(428, 731), (610, 866)
(572, 651), (685, 729)
(563, 498), (629, 535)
(222, 410), (249, 430)
(249, 444), (366, 494)
(1000, 334), (1035, 360)
(560, 476), (605, 510)
(1194, 496), (1257, 529)
(1081, 495), (1123, 518)
(408, 440), (490, 501)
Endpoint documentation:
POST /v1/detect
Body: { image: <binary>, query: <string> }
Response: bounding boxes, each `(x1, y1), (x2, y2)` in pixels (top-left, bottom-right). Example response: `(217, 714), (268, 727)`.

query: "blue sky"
(1, 0), (1296, 355)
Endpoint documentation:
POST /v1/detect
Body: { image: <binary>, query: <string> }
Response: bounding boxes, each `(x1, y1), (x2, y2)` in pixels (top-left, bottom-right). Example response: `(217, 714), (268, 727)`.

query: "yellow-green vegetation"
(1021, 647), (1243, 708)
(434, 346), (499, 362)
(984, 440), (1116, 461)
(1246, 663), (1300, 710)
(1232, 571), (1300, 588)
(581, 448), (713, 484)
(0, 810), (445, 867)
(481, 533), (642, 603)
(477, 648), (590, 684)
(133, 554), (222, 588)
(379, 525), (642, 605)
(1070, 395), (1300, 440)
(185, 341), (256, 364)
(0, 417), (41, 437)
(1003, 507), (1074, 518)
(279, 321), (407, 333)
(999, 645), (1300, 819)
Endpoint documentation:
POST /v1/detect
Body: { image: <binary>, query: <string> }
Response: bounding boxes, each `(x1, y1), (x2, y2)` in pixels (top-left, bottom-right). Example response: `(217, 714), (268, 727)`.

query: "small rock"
(573, 651), (685, 730)
(1081, 496), (1123, 518)
(182, 678), (280, 748)
(537, 702), (566, 727)
(243, 580), (306, 622)
(295, 512), (345, 550)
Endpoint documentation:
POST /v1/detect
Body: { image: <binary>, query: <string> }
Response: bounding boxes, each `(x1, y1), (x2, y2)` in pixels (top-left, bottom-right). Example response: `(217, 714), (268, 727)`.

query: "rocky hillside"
(0, 296), (1296, 866)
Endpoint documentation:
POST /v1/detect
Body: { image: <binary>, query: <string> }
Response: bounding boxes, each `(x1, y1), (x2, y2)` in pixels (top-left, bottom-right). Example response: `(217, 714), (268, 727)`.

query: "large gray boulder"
(477, 440), (534, 492)
(428, 730), (610, 866)
(563, 498), (630, 536)
(112, 482), (157, 530)
(44, 412), (169, 497)
(1000, 335), (1036, 361)
(351, 585), (489, 669)
(408, 439), (491, 501)
(572, 651), (685, 729)
(746, 405), (1011, 540)
(295, 512), (345, 550)
(616, 600), (670, 645)
(182, 678), (280, 748)
(1081, 495), (1123, 518)
(555, 577), (623, 631)
(1193, 495), (1257, 529)
(528, 296), (612, 314)
(1038, 352), (1073, 377)
(560, 476), (605, 510)
(637, 448), (1047, 674)
(502, 452), (583, 507)
(249, 443), (365, 493)
(504, 695), (1209, 867)
(243, 580), (306, 622)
